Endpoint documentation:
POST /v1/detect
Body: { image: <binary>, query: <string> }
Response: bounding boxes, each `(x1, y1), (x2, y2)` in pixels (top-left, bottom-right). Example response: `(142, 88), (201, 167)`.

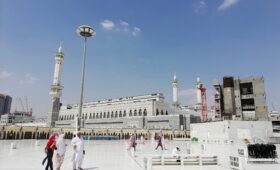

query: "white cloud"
(1, 90), (10, 95)
(120, 20), (129, 32)
(179, 88), (197, 105)
(20, 73), (39, 84)
(100, 20), (115, 30)
(218, 0), (240, 11)
(0, 70), (11, 79)
(100, 19), (141, 36)
(120, 20), (129, 27)
(132, 27), (141, 36)
(193, 0), (207, 13)
(179, 88), (215, 108)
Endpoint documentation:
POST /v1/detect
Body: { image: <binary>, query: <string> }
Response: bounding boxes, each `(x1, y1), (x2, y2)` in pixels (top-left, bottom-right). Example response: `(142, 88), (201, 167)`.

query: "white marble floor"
(0, 139), (279, 170)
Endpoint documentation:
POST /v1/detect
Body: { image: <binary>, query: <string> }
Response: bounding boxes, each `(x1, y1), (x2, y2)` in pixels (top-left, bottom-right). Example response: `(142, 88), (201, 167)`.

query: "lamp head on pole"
(76, 25), (96, 38)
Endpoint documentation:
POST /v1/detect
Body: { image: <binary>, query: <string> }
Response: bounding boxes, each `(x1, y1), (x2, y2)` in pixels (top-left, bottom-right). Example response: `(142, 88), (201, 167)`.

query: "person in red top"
(42, 133), (58, 170)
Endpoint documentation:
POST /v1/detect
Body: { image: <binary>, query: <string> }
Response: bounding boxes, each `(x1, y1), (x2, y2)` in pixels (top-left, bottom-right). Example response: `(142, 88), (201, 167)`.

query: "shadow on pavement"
(83, 167), (99, 170)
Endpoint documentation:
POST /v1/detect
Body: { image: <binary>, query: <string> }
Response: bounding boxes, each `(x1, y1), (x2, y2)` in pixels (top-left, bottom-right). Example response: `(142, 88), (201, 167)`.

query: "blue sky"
(1, 0), (280, 117)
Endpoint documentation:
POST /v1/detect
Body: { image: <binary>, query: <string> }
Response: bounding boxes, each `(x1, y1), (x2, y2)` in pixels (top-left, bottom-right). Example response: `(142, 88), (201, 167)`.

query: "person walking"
(72, 132), (85, 170)
(55, 134), (67, 170)
(43, 133), (58, 170)
(155, 135), (163, 150)
(161, 135), (167, 150)
(128, 134), (137, 151)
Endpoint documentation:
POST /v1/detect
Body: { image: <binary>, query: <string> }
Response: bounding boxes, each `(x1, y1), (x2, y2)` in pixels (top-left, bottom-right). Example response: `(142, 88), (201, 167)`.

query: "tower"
(47, 45), (64, 127)
(196, 77), (202, 104)
(172, 73), (179, 107)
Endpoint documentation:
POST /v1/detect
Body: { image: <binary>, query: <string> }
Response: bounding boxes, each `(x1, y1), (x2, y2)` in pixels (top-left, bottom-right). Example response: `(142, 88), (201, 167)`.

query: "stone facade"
(0, 125), (190, 140)
(56, 93), (190, 130)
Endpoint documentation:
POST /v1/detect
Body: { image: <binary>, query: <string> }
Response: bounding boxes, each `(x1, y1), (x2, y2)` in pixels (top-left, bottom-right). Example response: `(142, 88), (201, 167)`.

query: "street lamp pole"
(76, 25), (96, 132)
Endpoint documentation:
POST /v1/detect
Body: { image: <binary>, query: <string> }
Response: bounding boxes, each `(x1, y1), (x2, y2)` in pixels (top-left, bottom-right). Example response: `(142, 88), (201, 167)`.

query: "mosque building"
(46, 46), (194, 130)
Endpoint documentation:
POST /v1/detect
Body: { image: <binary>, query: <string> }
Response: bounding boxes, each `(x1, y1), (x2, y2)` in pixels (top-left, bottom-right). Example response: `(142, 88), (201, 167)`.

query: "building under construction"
(213, 76), (268, 121)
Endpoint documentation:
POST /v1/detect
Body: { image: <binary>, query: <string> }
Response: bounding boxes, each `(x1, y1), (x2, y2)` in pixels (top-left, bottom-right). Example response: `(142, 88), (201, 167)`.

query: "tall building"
(213, 80), (224, 120)
(213, 76), (268, 121)
(234, 76), (268, 120)
(172, 73), (179, 107)
(223, 77), (236, 115)
(47, 45), (64, 127)
(3, 95), (12, 114)
(0, 93), (12, 116)
(0, 94), (5, 115)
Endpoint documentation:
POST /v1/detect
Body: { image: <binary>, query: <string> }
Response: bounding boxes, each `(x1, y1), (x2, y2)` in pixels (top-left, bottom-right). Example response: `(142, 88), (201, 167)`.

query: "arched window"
(103, 112), (106, 118)
(144, 109), (147, 116)
(139, 109), (142, 116)
(93, 113), (95, 119)
(156, 109), (159, 116)
(60, 116), (63, 121)
(64, 115), (67, 120)
(85, 113), (88, 119)
(111, 111), (114, 118)
(166, 110), (168, 115)
(96, 113), (99, 119)
(72, 114), (75, 120)
(123, 110), (126, 117)
(107, 112), (110, 118)
(161, 110), (164, 115)
(115, 111), (118, 118)
(134, 109), (137, 116)
(89, 113), (92, 119)
(129, 110), (132, 116)
(119, 111), (122, 117)
(100, 112), (103, 119)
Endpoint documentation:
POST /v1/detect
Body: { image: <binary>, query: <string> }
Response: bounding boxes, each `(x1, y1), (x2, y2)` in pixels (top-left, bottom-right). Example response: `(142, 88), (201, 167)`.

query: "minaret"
(172, 73), (179, 107)
(47, 44), (64, 127)
(196, 77), (202, 104)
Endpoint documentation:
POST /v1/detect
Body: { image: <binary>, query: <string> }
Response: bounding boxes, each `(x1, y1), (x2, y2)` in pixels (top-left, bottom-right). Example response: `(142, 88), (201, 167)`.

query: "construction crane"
(25, 96), (29, 115)
(14, 97), (32, 116)
(201, 90), (207, 122)
(18, 97), (26, 112)
(199, 87), (207, 122)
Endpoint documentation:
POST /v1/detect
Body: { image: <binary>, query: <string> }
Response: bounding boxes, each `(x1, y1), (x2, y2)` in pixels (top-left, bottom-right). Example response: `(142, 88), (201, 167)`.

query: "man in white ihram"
(72, 132), (85, 170)
(172, 147), (181, 162)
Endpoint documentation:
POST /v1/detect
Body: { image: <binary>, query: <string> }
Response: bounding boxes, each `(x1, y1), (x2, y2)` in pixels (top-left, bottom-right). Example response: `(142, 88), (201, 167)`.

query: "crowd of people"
(43, 132), (180, 170)
(127, 133), (180, 157)
(42, 131), (85, 170)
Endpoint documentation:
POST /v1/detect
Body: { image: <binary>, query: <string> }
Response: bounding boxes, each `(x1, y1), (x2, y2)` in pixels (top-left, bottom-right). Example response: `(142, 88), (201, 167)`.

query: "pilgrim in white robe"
(71, 135), (85, 169)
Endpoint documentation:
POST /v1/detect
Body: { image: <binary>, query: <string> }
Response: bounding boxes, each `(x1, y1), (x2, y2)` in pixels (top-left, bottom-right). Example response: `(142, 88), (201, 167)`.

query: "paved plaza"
(0, 139), (279, 170)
